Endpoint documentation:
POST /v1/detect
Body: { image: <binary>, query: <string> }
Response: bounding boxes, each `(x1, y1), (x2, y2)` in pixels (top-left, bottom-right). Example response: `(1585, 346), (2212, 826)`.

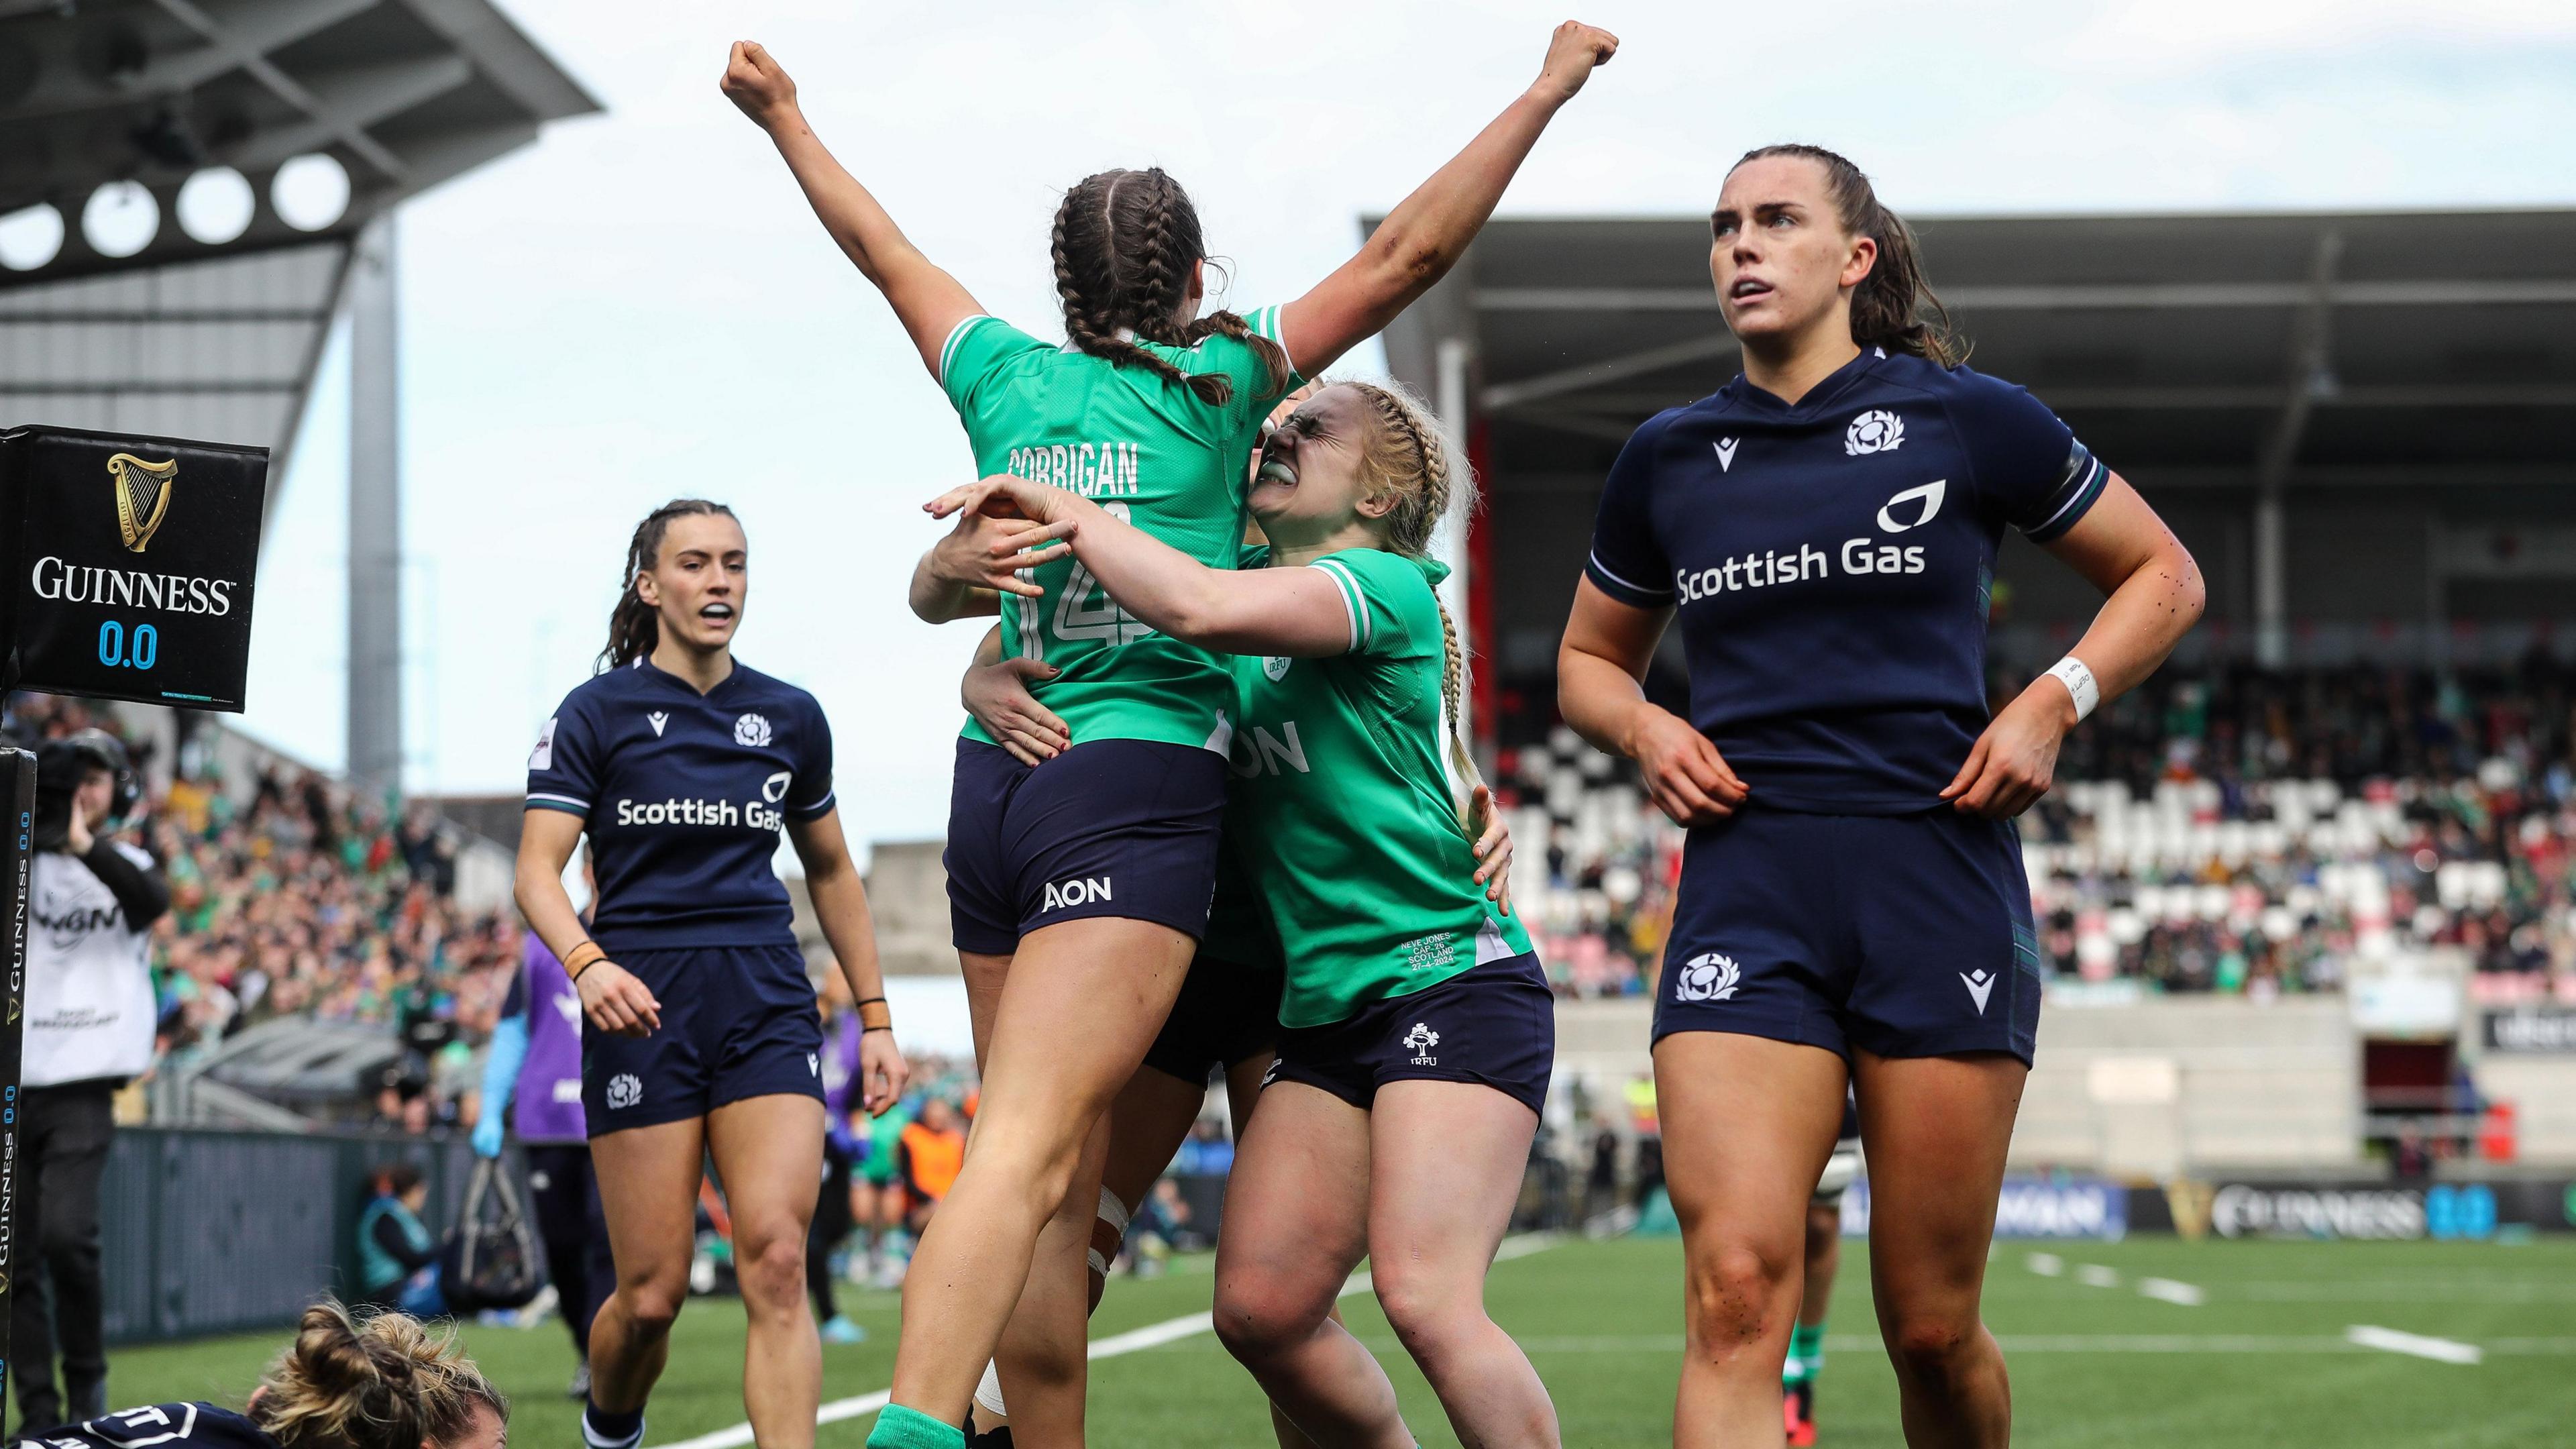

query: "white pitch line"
(647, 1233), (1563, 1449)
(2345, 1324), (2483, 1365)
(2075, 1264), (2121, 1289)
(2025, 1252), (2063, 1277)
(2137, 1277), (2204, 1307)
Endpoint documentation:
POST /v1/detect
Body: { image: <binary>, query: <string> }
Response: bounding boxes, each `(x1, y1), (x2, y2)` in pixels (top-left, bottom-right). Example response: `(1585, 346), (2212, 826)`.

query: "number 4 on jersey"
(1051, 501), (1154, 645)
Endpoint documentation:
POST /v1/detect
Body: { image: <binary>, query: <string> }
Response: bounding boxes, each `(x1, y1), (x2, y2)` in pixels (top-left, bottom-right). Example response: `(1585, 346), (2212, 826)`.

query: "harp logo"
(105, 453), (178, 553)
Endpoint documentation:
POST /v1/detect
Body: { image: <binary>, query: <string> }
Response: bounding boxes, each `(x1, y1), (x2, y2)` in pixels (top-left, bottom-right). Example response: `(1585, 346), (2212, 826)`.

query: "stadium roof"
(1383, 207), (2576, 496)
(1378, 208), (2576, 684)
(0, 0), (597, 476)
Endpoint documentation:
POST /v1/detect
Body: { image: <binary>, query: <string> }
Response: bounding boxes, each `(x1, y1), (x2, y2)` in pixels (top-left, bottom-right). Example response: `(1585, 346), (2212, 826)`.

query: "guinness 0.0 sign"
(0, 425), (266, 710)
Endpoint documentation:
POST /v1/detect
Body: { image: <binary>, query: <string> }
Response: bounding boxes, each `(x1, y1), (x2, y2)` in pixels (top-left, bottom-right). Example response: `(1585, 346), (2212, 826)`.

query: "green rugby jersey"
(1224, 545), (1533, 1028)
(938, 308), (1297, 752)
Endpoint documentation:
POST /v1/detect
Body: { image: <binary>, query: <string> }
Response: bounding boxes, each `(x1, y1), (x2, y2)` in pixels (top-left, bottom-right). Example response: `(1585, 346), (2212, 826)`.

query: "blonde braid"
(1342, 380), (1483, 826)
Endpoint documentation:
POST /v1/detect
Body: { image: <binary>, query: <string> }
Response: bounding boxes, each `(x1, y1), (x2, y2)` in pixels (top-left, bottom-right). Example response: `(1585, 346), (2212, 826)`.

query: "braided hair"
(250, 1301), (506, 1449)
(1728, 144), (1962, 366)
(1339, 380), (1486, 826)
(598, 498), (739, 672)
(1051, 168), (1290, 407)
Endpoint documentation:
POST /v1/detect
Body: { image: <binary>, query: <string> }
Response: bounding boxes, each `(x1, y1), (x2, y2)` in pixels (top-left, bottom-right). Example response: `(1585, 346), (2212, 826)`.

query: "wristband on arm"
(857, 996), (894, 1033)
(2045, 655), (2100, 722)
(562, 940), (607, 981)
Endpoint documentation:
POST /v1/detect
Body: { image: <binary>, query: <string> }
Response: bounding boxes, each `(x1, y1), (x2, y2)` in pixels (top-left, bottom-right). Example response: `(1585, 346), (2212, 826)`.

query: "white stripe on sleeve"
(936, 314), (994, 386)
(1311, 558), (1371, 652)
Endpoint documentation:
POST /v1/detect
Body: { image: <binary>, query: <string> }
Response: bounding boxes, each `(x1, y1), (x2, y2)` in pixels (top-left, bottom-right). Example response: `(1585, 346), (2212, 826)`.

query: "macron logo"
(1962, 969), (1996, 1015)
(1714, 438), (1740, 472)
(1042, 876), (1113, 912)
(647, 711), (669, 737)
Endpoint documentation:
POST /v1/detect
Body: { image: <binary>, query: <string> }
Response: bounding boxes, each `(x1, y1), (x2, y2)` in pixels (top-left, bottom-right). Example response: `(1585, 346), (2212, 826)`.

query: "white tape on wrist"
(2045, 655), (2100, 722)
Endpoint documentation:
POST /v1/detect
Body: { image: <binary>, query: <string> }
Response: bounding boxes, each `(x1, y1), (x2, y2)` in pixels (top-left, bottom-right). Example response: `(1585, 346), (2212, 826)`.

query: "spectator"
(898, 1097), (968, 1234)
(356, 1163), (444, 1316)
(14, 729), (168, 1432)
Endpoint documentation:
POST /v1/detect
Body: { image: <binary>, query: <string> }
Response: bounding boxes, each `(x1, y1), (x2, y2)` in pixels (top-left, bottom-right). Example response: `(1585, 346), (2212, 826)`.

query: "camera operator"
(13, 729), (168, 1432)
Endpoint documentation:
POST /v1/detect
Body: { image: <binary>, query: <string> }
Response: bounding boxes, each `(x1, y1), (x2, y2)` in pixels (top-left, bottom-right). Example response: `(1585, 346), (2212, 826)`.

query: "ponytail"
(1051, 168), (1290, 407)
(1731, 144), (1962, 366)
(598, 498), (737, 672)
(251, 1301), (505, 1449)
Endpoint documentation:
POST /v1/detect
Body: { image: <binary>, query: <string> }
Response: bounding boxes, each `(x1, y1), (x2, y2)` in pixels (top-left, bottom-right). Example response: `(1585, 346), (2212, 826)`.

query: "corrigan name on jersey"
(1004, 439), (1143, 498)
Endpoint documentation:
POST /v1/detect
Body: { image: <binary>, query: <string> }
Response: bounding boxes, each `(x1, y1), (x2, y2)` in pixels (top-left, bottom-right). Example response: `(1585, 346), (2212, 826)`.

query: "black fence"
(98, 1127), (482, 1346)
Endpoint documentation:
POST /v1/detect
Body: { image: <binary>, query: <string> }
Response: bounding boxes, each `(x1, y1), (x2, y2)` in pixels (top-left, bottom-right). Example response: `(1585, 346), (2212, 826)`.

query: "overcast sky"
(233, 0), (2576, 859)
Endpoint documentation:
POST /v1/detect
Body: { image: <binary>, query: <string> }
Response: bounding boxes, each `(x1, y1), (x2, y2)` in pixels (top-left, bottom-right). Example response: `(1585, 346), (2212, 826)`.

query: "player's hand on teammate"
(963, 654), (1069, 766)
(923, 477), (1078, 595)
(857, 1028), (909, 1118)
(1629, 705), (1748, 826)
(1941, 680), (2072, 819)
(1532, 21), (1619, 104)
(720, 41), (800, 129)
(1468, 783), (1516, 915)
(578, 959), (662, 1038)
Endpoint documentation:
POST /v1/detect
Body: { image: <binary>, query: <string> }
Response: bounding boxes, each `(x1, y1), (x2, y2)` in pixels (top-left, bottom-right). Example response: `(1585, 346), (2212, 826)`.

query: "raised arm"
(723, 41), (984, 378)
(1278, 21), (1617, 376)
(924, 477), (1350, 657)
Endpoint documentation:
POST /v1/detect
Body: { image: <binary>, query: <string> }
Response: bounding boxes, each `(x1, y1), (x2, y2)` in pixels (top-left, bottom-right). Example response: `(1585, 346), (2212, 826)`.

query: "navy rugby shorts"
(1654, 805), (2041, 1065)
(1269, 953), (1554, 1116)
(582, 943), (824, 1136)
(1143, 951), (1283, 1087)
(946, 737), (1228, 954)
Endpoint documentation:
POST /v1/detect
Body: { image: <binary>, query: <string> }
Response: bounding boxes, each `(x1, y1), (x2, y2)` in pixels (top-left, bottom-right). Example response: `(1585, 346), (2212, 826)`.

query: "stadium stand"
(1495, 659), (2576, 1006)
(3, 690), (521, 1129)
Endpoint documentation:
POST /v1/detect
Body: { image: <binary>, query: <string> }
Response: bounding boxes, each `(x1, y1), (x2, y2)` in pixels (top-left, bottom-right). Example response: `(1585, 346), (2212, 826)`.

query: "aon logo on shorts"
(1042, 876), (1113, 911)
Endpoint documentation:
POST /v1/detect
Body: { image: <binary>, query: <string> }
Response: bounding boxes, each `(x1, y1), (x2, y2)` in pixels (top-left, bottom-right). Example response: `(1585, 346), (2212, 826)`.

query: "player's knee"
(1682, 1241), (1796, 1352)
(1371, 1266), (1474, 1359)
(1213, 1275), (1324, 1364)
(733, 1224), (808, 1309)
(1886, 1309), (1980, 1384)
(614, 1275), (687, 1340)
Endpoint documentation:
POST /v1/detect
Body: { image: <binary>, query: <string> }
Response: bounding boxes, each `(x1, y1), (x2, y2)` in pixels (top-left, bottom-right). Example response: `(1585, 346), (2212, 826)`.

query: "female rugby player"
(45, 1302), (504, 1449)
(1555, 146), (2204, 1446)
(929, 379), (1557, 1448)
(515, 499), (910, 1449)
(722, 25), (1613, 1449)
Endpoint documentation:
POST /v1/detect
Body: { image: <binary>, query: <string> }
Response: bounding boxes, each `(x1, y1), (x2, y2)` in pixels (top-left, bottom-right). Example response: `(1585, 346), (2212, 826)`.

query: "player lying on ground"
(927, 378), (1557, 1448)
(722, 23), (1613, 1449)
(44, 1302), (505, 1449)
(517, 500), (909, 1449)
(1555, 144), (2204, 1448)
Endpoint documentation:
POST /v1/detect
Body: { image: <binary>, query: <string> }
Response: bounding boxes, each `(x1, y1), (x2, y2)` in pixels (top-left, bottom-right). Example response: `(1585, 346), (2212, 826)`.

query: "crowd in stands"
(1493, 658), (2576, 1002)
(3, 692), (519, 1128)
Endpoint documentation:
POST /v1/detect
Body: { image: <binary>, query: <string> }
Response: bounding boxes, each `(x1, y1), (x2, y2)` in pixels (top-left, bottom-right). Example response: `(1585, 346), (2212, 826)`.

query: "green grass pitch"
(90, 1234), (2576, 1447)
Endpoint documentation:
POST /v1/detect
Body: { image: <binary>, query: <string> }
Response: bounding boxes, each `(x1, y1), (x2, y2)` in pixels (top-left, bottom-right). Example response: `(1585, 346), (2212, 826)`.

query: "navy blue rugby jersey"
(526, 658), (835, 951)
(1583, 347), (2109, 814)
(30, 1403), (280, 1449)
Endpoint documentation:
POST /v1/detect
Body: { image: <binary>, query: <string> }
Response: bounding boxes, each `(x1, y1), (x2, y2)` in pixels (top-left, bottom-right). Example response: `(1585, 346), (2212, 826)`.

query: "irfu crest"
(105, 452), (178, 553)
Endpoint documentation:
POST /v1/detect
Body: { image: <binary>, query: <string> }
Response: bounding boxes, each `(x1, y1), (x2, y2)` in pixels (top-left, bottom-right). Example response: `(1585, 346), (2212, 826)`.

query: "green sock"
(1784, 1322), (1827, 1387)
(866, 1405), (965, 1449)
